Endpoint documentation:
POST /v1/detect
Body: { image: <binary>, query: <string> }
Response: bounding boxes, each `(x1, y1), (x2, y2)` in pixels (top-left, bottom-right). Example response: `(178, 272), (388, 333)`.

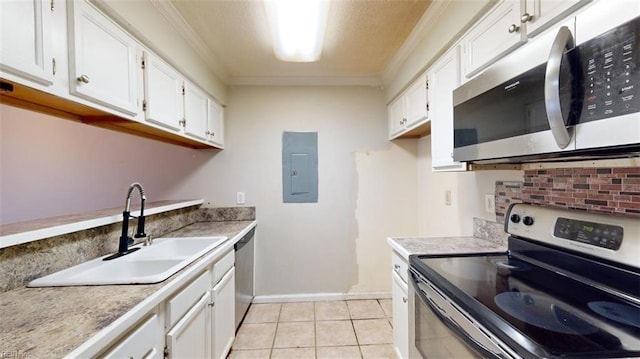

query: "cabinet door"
(103, 314), (163, 359)
(143, 51), (183, 131)
(462, 0), (526, 78)
(523, 0), (590, 37)
(183, 82), (208, 141)
(67, 0), (138, 115)
(207, 98), (225, 148)
(404, 74), (429, 128)
(212, 267), (235, 359)
(166, 292), (211, 359)
(392, 271), (409, 359)
(388, 97), (406, 139)
(429, 47), (467, 172)
(0, 0), (53, 85)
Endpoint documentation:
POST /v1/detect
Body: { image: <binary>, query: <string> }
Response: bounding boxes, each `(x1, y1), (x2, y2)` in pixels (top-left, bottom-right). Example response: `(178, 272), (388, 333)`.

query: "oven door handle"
(412, 276), (510, 359)
(544, 26), (575, 149)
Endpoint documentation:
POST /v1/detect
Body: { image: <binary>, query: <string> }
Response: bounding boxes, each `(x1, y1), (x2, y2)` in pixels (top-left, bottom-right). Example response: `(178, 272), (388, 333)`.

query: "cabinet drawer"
(213, 249), (234, 284)
(102, 314), (162, 359)
(166, 271), (210, 329)
(391, 252), (408, 284)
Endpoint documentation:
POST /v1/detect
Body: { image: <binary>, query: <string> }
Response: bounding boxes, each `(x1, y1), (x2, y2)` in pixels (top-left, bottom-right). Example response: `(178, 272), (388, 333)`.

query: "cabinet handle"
(77, 75), (90, 83)
(520, 12), (533, 23)
(402, 297), (408, 303)
(394, 264), (400, 270)
(179, 119), (186, 126)
(508, 24), (520, 33)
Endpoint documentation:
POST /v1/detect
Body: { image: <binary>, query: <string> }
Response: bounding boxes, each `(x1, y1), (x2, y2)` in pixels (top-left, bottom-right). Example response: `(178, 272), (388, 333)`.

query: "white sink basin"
(28, 236), (227, 286)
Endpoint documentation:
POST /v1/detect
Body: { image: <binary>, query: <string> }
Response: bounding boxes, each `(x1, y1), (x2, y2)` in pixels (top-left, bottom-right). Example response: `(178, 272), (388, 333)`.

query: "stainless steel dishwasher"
(234, 227), (255, 329)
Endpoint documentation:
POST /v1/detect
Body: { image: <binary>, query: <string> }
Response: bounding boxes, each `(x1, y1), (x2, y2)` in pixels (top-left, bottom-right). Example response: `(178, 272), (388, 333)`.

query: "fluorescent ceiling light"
(265, 0), (329, 62)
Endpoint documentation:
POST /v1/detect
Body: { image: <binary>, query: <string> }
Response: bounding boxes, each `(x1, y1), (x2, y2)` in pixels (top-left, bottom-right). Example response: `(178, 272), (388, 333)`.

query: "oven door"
(409, 269), (519, 359)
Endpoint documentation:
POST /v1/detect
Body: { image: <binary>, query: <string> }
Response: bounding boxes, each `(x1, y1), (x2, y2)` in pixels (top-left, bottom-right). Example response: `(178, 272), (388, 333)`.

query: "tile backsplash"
(495, 167), (640, 223)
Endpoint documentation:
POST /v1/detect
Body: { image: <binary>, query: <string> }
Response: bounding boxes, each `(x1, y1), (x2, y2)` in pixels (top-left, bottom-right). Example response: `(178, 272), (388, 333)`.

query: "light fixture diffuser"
(265, 0), (329, 62)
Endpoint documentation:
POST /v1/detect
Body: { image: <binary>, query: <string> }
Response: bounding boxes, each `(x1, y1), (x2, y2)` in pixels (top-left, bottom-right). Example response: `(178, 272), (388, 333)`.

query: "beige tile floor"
(229, 299), (395, 359)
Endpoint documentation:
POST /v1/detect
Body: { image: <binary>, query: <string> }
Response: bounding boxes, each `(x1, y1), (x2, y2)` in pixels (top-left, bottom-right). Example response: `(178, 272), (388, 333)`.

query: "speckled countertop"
(387, 236), (507, 261)
(0, 220), (255, 358)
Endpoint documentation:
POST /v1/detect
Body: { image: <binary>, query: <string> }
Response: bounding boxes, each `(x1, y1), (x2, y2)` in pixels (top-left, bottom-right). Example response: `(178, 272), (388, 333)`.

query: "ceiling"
(154, 0), (433, 86)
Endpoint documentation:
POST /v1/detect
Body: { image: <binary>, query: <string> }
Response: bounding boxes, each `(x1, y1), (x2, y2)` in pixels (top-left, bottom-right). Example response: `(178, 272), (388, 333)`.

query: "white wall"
(0, 103), (214, 224)
(171, 86), (419, 296)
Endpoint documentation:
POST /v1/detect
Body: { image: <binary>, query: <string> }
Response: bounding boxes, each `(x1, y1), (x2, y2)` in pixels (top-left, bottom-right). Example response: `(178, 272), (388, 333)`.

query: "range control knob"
(510, 214), (521, 223)
(523, 216), (535, 226)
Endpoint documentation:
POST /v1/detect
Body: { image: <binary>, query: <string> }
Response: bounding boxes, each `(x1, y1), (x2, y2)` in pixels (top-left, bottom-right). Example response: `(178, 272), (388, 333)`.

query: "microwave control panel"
(579, 16), (639, 122)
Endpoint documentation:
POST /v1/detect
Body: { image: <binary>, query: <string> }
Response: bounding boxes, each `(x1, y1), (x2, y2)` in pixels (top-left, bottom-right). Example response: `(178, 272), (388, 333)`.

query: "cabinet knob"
(520, 12), (533, 23)
(508, 24), (520, 33)
(179, 119), (186, 126)
(394, 264), (400, 270)
(402, 297), (408, 303)
(77, 75), (90, 84)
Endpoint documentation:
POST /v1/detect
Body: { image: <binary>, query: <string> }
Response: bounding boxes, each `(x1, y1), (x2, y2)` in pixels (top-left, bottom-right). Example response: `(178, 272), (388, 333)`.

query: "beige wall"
(170, 86), (419, 296)
(416, 124), (523, 237)
(0, 104), (212, 224)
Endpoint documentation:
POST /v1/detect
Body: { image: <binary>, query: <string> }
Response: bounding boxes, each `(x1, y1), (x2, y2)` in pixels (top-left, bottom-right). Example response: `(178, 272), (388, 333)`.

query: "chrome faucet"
(104, 182), (147, 261)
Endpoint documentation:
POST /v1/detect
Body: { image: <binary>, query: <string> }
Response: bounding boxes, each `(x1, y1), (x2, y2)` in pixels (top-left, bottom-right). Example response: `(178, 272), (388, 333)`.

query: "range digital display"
(554, 217), (624, 250)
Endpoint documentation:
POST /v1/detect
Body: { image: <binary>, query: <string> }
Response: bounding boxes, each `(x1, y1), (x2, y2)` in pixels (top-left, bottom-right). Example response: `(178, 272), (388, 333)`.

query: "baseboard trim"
(252, 291), (392, 304)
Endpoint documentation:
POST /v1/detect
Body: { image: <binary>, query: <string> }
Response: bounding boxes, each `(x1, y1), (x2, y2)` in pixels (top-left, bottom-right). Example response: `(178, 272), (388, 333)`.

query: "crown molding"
(148, 0), (230, 83)
(229, 75), (383, 87)
(381, 0), (451, 83)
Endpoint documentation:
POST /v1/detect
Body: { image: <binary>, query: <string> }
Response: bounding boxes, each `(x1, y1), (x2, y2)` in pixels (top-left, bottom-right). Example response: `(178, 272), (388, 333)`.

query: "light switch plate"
(485, 193), (495, 214)
(236, 192), (245, 205)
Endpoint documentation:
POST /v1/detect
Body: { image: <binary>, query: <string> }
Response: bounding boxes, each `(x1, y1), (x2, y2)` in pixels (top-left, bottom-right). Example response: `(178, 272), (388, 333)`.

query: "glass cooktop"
(410, 252), (640, 358)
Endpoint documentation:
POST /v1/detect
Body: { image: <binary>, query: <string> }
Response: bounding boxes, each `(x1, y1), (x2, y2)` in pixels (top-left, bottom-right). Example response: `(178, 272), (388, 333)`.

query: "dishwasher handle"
(234, 227), (255, 251)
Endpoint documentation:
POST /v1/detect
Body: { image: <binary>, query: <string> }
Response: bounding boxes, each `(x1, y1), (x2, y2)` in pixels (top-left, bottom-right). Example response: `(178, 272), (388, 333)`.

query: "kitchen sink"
(28, 236), (227, 286)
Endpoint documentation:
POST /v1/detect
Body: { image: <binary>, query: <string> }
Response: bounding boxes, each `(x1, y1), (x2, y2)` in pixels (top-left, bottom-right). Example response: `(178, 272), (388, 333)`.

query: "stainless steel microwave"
(453, 11), (640, 164)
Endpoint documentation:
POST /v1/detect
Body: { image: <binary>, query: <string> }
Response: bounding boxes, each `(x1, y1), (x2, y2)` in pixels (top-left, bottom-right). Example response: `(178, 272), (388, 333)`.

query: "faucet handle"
(144, 235), (154, 246)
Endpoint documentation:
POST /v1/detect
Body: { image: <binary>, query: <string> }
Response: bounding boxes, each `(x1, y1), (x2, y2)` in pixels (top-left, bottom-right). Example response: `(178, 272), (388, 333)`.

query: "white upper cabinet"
(462, 0), (526, 79)
(523, 0), (591, 37)
(404, 74), (429, 128)
(183, 81), (208, 141)
(67, 0), (138, 116)
(0, 0), (53, 85)
(143, 51), (184, 131)
(429, 46), (467, 172)
(388, 74), (430, 140)
(388, 96), (406, 139)
(207, 98), (225, 148)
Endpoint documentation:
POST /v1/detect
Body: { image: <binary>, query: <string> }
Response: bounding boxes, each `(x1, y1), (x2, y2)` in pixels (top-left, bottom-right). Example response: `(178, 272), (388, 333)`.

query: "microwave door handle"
(544, 26), (574, 149)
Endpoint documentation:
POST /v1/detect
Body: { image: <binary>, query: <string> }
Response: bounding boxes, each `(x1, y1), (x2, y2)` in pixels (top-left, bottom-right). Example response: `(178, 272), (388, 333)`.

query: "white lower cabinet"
(391, 252), (410, 359)
(97, 246), (240, 359)
(212, 267), (235, 359)
(102, 314), (163, 359)
(392, 271), (409, 359)
(166, 291), (212, 358)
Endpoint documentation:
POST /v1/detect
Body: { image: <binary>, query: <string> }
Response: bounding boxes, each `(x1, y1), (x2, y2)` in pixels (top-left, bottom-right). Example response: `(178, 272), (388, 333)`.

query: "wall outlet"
(236, 192), (245, 205)
(445, 190), (452, 206)
(485, 193), (495, 214)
